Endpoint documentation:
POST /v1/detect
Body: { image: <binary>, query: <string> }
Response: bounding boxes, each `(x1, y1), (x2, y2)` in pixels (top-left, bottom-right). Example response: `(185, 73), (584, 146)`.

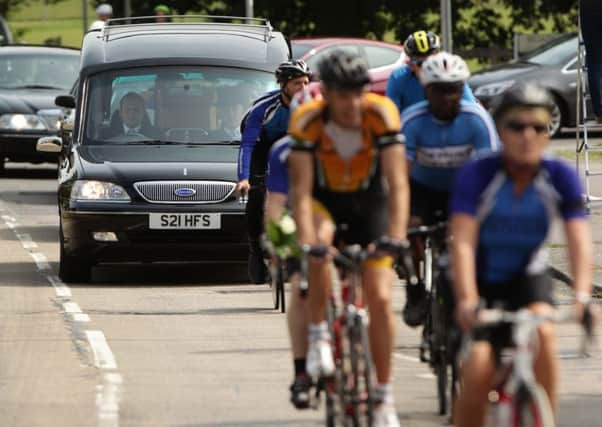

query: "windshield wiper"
(125, 140), (187, 145)
(12, 84), (65, 90)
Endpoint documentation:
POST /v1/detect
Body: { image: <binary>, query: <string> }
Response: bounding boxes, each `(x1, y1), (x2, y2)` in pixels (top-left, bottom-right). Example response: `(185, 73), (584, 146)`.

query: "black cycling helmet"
(403, 30), (441, 58)
(318, 50), (371, 89)
(275, 60), (311, 83)
(490, 82), (555, 121)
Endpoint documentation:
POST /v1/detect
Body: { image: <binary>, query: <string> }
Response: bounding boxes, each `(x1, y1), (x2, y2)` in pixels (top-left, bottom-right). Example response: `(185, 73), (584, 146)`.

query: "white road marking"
(63, 302), (83, 313)
(85, 330), (118, 370)
(15, 233), (38, 250)
(97, 373), (122, 427)
(1, 207), (121, 427)
(394, 352), (421, 363)
(46, 275), (72, 298)
(72, 313), (91, 322)
(30, 252), (51, 271)
(416, 373), (436, 380)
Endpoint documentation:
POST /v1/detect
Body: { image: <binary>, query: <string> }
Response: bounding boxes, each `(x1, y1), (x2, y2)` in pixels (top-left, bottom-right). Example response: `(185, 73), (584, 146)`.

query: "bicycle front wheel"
(349, 312), (374, 427)
(515, 384), (555, 427)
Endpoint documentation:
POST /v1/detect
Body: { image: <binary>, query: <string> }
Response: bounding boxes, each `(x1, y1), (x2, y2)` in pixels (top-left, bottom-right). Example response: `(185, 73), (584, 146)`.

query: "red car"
(291, 37), (407, 95)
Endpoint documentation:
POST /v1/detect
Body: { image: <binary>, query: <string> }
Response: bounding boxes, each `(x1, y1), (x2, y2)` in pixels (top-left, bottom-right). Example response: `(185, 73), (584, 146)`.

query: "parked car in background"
(37, 16), (288, 282)
(469, 33), (582, 137)
(0, 45), (79, 171)
(291, 37), (406, 95)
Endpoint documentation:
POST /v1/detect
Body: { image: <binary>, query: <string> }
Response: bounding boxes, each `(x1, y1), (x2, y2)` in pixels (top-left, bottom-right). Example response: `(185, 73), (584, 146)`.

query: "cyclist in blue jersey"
(386, 30), (476, 115)
(450, 83), (593, 427)
(264, 88), (322, 409)
(401, 52), (499, 328)
(236, 60), (311, 284)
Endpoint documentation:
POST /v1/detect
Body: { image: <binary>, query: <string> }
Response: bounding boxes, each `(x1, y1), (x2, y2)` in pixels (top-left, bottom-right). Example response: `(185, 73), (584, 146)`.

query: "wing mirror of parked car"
(36, 136), (63, 153)
(55, 95), (76, 109)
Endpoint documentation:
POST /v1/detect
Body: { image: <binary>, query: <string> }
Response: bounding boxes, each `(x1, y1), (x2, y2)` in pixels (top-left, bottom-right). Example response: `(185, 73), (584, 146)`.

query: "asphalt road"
(0, 152), (600, 427)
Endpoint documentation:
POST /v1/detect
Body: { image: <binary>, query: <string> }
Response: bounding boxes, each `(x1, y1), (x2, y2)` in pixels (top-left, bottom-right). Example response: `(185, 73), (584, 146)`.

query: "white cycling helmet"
(419, 52), (470, 86)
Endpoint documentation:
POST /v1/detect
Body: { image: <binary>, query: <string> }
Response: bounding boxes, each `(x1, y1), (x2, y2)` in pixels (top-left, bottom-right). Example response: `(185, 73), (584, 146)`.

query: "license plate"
(149, 213), (221, 230)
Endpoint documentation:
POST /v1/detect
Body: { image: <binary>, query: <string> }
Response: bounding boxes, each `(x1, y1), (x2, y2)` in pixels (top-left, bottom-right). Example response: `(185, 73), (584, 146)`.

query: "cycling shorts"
(473, 272), (554, 356)
(410, 179), (449, 225)
(312, 196), (392, 269)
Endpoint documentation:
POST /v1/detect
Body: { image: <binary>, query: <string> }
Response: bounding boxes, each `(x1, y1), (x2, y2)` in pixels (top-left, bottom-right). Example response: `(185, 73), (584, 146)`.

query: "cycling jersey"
(402, 100), (499, 192)
(386, 64), (476, 114)
(266, 136), (291, 195)
(289, 93), (403, 246)
(289, 93), (402, 193)
(238, 89), (291, 180)
(450, 153), (586, 284)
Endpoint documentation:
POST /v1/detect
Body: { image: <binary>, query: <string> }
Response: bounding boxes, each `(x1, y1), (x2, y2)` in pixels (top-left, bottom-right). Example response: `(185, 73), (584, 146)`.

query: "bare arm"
(450, 213), (480, 330)
(381, 144), (409, 240)
(289, 151), (316, 245)
(564, 218), (593, 301)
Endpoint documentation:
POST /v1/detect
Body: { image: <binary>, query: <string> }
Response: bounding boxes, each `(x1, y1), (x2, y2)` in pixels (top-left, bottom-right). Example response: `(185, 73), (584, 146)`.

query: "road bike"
(407, 221), (459, 416)
(301, 239), (415, 427)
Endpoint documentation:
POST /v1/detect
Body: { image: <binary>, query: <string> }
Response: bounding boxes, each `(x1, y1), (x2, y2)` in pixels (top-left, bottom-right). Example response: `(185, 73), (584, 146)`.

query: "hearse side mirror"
(55, 95), (76, 109)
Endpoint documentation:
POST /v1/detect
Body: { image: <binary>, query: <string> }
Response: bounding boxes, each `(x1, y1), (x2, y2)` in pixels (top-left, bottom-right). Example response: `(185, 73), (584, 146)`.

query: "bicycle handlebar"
(299, 238), (419, 297)
(474, 306), (596, 351)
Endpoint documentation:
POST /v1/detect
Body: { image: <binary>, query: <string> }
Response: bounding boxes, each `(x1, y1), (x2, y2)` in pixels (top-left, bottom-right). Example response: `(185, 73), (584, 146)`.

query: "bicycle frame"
(301, 242), (414, 426)
(312, 245), (373, 426)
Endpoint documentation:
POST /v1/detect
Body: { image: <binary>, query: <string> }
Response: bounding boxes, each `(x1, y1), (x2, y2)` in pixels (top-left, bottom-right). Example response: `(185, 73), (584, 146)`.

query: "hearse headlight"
(0, 113), (46, 130)
(71, 180), (130, 201)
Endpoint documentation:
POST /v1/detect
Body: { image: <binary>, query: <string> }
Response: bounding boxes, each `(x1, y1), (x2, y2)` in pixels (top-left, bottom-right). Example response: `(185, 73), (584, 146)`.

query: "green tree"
(98, 0), (578, 51)
(0, 0), (66, 17)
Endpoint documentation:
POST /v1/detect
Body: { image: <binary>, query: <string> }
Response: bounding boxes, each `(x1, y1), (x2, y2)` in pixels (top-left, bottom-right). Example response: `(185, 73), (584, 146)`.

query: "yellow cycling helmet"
(403, 30), (441, 58)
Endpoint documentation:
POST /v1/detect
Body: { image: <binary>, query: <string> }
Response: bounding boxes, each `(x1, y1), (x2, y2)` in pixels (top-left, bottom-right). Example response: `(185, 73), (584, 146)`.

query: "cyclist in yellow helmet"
(386, 30), (476, 115)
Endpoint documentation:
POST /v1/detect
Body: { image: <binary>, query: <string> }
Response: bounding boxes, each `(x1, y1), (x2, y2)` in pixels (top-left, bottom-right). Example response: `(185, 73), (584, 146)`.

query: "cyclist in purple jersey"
(450, 83), (594, 427)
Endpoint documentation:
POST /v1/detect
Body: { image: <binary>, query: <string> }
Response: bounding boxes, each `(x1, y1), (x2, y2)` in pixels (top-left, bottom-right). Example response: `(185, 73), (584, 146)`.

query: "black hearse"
(37, 16), (289, 282)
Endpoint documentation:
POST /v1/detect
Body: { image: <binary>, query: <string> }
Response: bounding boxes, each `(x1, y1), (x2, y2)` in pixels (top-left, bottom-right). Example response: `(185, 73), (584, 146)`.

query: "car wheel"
(548, 96), (563, 138)
(59, 225), (92, 283)
(0, 155), (5, 174)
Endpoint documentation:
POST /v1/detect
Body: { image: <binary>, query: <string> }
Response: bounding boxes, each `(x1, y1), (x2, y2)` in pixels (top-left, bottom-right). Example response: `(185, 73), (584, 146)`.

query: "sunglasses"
(503, 120), (549, 134)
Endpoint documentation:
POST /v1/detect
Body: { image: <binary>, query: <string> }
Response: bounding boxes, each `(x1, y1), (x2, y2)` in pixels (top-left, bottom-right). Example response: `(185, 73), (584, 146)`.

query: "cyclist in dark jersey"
(236, 60), (311, 283)
(264, 88), (322, 409)
(450, 83), (593, 427)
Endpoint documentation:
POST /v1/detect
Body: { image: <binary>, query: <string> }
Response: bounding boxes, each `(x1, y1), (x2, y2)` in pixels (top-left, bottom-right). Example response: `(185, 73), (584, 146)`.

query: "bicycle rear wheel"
(278, 266), (286, 313)
(515, 384), (555, 427)
(270, 263), (280, 310)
